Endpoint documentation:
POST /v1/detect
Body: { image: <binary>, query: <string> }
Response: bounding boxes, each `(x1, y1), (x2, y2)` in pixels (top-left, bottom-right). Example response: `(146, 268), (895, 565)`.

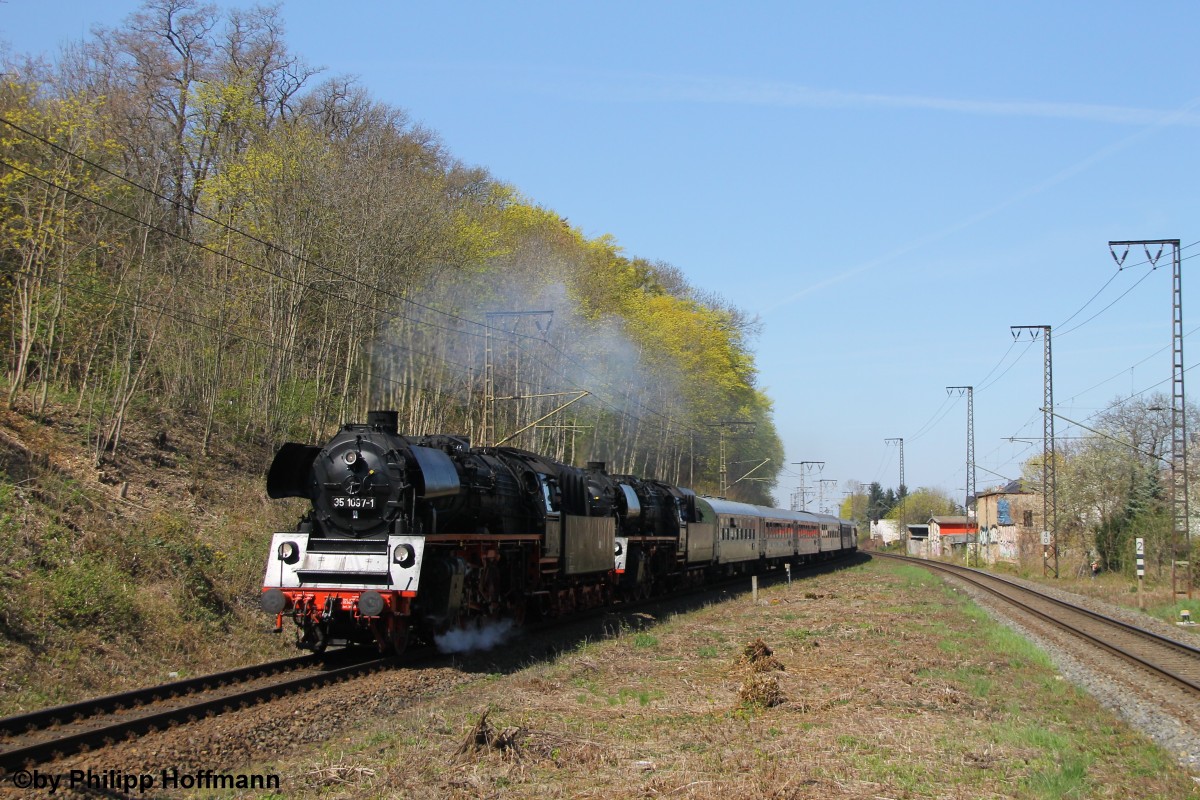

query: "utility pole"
(884, 438), (905, 495)
(714, 421), (754, 497)
(885, 437), (905, 545)
(1013, 325), (1058, 578)
(791, 461), (824, 511)
(819, 479), (837, 515)
(946, 385), (975, 518)
(1109, 239), (1190, 599)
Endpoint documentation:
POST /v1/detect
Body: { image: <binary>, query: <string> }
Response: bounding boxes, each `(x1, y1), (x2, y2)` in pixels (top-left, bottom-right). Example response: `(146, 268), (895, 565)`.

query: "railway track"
(873, 552), (1200, 698)
(0, 554), (860, 776)
(0, 651), (392, 773)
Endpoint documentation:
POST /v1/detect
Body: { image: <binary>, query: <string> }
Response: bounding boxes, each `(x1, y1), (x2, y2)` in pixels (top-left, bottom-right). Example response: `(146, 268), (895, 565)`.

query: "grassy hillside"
(0, 400), (300, 714)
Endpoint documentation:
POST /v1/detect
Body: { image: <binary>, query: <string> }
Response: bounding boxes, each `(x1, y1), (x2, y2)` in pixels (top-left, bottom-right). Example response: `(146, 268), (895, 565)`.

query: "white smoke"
(370, 242), (687, 472)
(434, 618), (516, 654)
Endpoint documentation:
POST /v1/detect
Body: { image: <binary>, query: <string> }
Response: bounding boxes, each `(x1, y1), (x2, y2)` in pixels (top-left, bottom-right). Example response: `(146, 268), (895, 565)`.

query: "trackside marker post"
(1136, 537), (1145, 609)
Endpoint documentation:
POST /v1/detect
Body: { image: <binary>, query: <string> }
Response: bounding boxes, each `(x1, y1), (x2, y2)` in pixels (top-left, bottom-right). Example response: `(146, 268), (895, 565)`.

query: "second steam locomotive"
(261, 411), (856, 653)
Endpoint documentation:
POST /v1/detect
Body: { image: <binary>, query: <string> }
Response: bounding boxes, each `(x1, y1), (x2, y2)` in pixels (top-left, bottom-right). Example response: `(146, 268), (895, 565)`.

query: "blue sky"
(5, 1), (1200, 510)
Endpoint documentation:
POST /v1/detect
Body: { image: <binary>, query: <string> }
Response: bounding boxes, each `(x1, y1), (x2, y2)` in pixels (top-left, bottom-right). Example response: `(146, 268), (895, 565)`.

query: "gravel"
(949, 572), (1200, 778)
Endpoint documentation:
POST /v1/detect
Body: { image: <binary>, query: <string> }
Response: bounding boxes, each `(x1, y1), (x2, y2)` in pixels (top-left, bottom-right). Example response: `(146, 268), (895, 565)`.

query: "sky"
(5, 1), (1200, 513)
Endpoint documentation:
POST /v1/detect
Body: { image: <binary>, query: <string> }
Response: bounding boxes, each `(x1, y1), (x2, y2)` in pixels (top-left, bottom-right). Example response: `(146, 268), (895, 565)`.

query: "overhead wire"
(976, 338), (1037, 393)
(0, 120), (722, 445)
(1055, 241), (1200, 337)
(1064, 322), (1200, 407)
(898, 242), (1196, 492)
(987, 243), (1200, 488)
(906, 392), (954, 443)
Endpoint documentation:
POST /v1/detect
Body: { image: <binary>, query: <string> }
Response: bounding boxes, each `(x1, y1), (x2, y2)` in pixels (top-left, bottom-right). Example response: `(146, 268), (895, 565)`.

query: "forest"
(0, 0), (782, 504)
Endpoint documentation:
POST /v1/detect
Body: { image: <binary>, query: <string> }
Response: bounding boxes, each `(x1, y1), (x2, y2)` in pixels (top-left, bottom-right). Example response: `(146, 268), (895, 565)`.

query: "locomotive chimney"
(587, 461), (607, 473)
(367, 410), (399, 434)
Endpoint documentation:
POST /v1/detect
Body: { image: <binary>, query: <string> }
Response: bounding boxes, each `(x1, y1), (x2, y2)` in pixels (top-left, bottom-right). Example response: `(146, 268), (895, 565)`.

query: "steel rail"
(0, 654), (321, 739)
(0, 655), (391, 773)
(0, 552), (860, 774)
(874, 552), (1200, 696)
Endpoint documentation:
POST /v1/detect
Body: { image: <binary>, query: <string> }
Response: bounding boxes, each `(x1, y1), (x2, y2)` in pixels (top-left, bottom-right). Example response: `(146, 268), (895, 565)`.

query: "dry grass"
(735, 637), (786, 708)
(0, 403), (297, 715)
(234, 558), (1199, 800)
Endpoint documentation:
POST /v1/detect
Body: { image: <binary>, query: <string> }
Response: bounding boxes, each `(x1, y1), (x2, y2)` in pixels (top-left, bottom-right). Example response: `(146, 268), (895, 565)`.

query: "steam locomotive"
(261, 411), (856, 653)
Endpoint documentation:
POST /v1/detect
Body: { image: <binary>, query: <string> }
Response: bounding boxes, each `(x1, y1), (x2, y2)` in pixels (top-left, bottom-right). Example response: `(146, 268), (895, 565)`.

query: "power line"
(0, 133), (722, 446)
(1055, 240), (1200, 334)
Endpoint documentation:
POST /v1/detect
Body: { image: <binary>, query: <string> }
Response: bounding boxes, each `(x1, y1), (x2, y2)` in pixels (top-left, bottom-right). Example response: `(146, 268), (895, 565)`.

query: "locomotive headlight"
(277, 540), (301, 564)
(344, 451), (359, 466)
(393, 543), (416, 568)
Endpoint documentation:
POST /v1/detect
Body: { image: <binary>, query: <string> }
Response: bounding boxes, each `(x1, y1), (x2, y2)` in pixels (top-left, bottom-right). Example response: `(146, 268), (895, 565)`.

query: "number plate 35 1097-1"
(333, 496), (376, 510)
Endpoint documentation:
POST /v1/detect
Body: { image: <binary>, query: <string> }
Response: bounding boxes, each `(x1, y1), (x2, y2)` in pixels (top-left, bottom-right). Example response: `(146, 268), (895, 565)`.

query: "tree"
(886, 487), (957, 523)
(0, 0), (786, 491)
(840, 481), (871, 528)
(1034, 393), (1192, 577)
(0, 81), (121, 411)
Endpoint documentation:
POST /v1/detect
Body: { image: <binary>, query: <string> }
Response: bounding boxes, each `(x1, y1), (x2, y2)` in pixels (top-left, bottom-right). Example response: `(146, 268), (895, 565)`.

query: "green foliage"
(886, 487), (959, 522)
(782, 627), (817, 643)
(145, 513), (232, 624)
(1025, 393), (1192, 572)
(0, 480), (17, 536)
(631, 633), (658, 648)
(45, 554), (140, 632)
(1022, 753), (1092, 799)
(0, 9), (783, 497)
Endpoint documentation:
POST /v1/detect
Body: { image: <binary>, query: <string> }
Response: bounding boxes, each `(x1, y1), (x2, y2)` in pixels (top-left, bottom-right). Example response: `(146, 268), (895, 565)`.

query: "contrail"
(757, 93), (1200, 315)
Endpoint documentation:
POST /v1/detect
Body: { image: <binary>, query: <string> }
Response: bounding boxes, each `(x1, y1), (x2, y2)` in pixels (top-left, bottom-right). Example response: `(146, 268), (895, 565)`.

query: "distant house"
(929, 515), (976, 558)
(975, 480), (1040, 565)
(905, 522), (930, 557)
(870, 519), (902, 544)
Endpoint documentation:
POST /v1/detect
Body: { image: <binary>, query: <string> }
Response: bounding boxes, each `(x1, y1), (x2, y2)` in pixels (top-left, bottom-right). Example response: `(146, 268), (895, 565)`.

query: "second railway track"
(874, 552), (1200, 698)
